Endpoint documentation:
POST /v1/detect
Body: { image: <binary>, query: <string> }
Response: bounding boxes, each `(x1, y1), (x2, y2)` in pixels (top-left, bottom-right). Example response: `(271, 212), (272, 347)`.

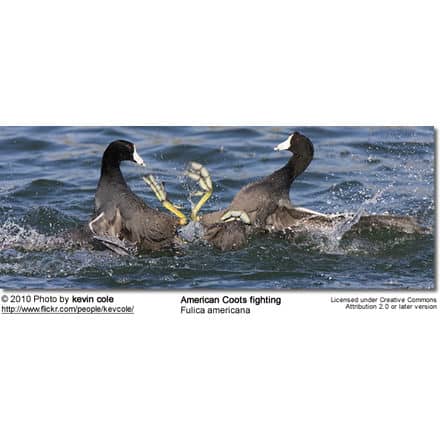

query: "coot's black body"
(199, 132), (314, 250)
(89, 140), (180, 252)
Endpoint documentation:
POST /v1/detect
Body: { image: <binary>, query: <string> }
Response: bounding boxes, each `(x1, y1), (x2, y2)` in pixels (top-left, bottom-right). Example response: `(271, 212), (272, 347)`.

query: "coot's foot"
(143, 174), (188, 226)
(185, 161), (213, 221)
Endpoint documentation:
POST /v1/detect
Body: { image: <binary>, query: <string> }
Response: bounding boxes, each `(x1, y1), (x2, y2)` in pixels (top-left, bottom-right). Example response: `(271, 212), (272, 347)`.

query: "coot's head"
(103, 140), (145, 166)
(274, 132), (313, 157)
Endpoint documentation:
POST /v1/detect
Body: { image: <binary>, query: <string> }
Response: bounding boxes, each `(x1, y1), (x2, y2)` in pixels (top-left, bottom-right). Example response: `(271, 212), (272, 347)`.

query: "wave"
(0, 220), (65, 252)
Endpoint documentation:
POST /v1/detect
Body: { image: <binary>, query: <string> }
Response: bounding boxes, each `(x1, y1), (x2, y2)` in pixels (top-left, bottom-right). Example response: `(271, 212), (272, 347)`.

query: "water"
(0, 126), (434, 289)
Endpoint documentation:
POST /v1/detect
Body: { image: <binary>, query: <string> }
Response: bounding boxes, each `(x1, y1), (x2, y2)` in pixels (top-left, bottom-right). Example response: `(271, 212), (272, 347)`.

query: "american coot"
(202, 131), (314, 227)
(183, 131), (426, 250)
(181, 132), (315, 250)
(88, 140), (188, 253)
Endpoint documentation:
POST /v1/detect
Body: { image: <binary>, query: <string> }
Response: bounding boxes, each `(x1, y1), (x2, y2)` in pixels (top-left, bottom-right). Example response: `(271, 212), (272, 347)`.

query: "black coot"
(198, 132), (314, 250)
(89, 140), (180, 252)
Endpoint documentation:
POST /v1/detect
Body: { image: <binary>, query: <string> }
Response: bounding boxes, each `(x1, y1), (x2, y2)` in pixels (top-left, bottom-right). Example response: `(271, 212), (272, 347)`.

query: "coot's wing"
(92, 235), (133, 256)
(88, 207), (133, 255)
(88, 206), (123, 237)
(348, 215), (428, 235)
(228, 180), (279, 226)
(118, 197), (179, 251)
(265, 205), (337, 232)
(266, 207), (428, 236)
(200, 180), (276, 227)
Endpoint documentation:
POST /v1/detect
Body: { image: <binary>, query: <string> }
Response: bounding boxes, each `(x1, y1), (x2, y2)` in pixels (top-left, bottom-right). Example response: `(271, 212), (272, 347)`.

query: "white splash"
(178, 221), (204, 243)
(318, 188), (386, 254)
(0, 220), (65, 251)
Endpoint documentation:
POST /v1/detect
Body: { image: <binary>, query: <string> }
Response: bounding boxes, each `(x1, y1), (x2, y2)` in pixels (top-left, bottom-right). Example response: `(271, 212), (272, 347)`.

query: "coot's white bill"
(133, 145), (145, 166)
(274, 134), (293, 151)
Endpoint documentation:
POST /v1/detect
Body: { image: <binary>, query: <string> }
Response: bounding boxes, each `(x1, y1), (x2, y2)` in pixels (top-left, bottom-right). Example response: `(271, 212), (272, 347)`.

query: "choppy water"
(0, 126), (435, 289)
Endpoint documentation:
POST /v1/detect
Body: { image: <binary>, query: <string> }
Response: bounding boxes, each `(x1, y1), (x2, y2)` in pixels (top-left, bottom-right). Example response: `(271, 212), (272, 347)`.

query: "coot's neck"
(100, 155), (126, 185)
(288, 151), (313, 180)
(275, 150), (313, 185)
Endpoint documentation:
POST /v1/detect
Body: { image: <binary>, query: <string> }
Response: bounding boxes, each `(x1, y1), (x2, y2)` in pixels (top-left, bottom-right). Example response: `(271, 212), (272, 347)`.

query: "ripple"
(11, 179), (73, 199)
(22, 206), (79, 234)
(196, 127), (262, 139)
(154, 144), (216, 162)
(2, 136), (60, 152)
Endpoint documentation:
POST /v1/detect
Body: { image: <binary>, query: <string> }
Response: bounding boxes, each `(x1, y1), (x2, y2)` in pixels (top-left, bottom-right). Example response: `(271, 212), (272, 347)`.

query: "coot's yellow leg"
(143, 175), (188, 225)
(190, 191), (213, 222)
(185, 162), (213, 221)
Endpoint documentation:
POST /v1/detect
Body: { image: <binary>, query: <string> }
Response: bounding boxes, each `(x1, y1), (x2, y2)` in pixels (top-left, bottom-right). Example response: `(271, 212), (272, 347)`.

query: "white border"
(0, 2), (438, 439)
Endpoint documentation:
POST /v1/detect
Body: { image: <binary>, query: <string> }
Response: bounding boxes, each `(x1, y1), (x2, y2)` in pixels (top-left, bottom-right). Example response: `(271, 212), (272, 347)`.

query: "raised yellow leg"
(143, 175), (188, 225)
(191, 191), (213, 222)
(185, 162), (213, 221)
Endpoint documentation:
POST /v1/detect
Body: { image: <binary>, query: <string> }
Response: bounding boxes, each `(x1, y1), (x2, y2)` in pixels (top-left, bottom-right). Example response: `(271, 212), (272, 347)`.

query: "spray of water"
(317, 187), (388, 254)
(178, 221), (204, 242)
(0, 220), (70, 252)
